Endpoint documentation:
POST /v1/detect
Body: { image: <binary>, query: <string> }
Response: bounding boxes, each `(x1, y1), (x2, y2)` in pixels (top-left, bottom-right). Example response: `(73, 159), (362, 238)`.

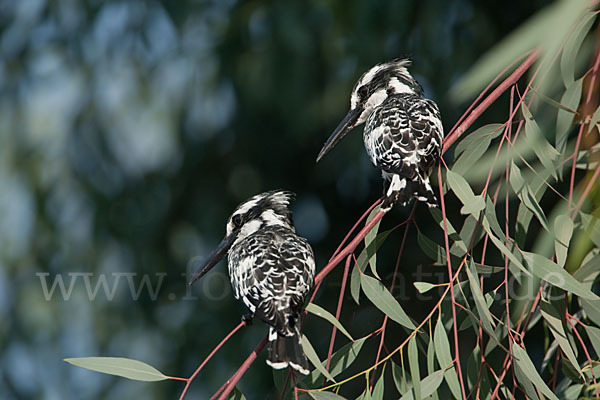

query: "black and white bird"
(188, 190), (315, 375)
(317, 58), (444, 210)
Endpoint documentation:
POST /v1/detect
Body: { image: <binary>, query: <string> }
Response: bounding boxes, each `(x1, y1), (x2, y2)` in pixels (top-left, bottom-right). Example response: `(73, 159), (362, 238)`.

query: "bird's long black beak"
(188, 234), (236, 285)
(316, 108), (361, 162)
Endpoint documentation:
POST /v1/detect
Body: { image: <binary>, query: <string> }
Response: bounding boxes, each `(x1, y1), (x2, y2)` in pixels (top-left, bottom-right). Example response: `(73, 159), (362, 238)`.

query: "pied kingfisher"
(317, 58), (444, 210)
(189, 190), (315, 375)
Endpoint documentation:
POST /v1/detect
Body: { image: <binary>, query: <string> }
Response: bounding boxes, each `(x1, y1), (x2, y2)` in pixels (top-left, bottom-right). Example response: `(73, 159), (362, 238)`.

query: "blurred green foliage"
(0, 0), (577, 399)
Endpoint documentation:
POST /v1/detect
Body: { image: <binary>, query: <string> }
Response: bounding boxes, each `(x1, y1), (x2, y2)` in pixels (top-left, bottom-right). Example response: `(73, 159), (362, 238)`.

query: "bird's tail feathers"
(266, 326), (309, 375)
(384, 174), (437, 209)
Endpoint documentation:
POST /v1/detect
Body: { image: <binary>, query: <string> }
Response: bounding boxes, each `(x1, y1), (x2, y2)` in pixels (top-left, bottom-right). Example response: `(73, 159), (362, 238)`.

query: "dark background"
(0, 0), (552, 398)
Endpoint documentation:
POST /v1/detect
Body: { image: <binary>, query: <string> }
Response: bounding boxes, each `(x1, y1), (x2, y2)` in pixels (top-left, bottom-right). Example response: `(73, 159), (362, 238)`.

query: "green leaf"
(558, 383), (584, 400)
(450, 0), (588, 101)
(361, 274), (415, 329)
(462, 133), (535, 184)
(446, 170), (485, 215)
(356, 229), (393, 280)
(481, 219), (530, 277)
(474, 263), (505, 275)
(434, 318), (462, 399)
(453, 124), (504, 175)
(301, 334), (335, 383)
(454, 124), (505, 157)
(581, 213), (600, 249)
(556, 78), (583, 152)
(364, 205), (383, 278)
(414, 282), (437, 294)
(417, 232), (444, 263)
(228, 387), (247, 400)
(583, 325), (600, 357)
(466, 345), (481, 389)
(523, 251), (599, 300)
(399, 369), (446, 400)
(554, 214), (574, 267)
(513, 344), (560, 400)
(465, 259), (496, 336)
(509, 162), (549, 230)
(308, 391), (348, 400)
(522, 103), (560, 178)
(350, 264), (361, 304)
(539, 300), (583, 379)
(429, 208), (468, 254)
(513, 357), (541, 400)
(426, 335), (440, 400)
(581, 298), (600, 327)
(305, 336), (368, 385)
(457, 215), (485, 255)
(63, 357), (169, 381)
(427, 333), (437, 372)
(408, 336), (421, 400)
(392, 361), (410, 394)
(573, 253), (600, 282)
(484, 196), (506, 239)
(589, 104), (600, 129)
(457, 302), (508, 354)
(306, 303), (354, 341)
(560, 12), (597, 85)
(372, 368), (385, 400)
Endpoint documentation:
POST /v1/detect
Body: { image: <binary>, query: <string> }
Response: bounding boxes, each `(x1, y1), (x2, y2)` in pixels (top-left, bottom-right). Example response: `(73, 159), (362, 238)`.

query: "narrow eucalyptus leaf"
(408, 336), (421, 400)
(513, 344), (560, 400)
(434, 318), (462, 399)
(301, 334), (335, 383)
(361, 274), (415, 329)
(64, 357), (169, 382)
(554, 214), (574, 267)
(306, 303), (354, 341)
(556, 79), (583, 152)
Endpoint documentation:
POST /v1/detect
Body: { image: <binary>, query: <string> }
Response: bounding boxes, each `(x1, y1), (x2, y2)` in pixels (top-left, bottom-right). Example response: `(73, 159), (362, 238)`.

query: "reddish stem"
(313, 209), (388, 286)
(447, 53), (531, 137)
(437, 165), (467, 400)
(567, 316), (600, 397)
(330, 199), (382, 261)
(308, 200), (384, 306)
(371, 208), (414, 384)
(212, 335), (269, 400)
(178, 321), (247, 400)
(442, 50), (540, 154)
(324, 254), (352, 377)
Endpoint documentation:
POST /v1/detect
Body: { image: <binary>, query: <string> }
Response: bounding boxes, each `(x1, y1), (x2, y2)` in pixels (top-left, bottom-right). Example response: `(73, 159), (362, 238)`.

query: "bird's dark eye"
(232, 214), (243, 227)
(358, 85), (368, 98)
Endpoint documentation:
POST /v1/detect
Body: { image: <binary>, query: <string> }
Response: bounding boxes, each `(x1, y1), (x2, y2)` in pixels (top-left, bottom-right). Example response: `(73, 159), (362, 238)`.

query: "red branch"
(325, 254), (352, 377)
(178, 321), (247, 400)
(437, 165), (467, 400)
(313, 208), (388, 286)
(442, 50), (540, 154)
(212, 335), (269, 400)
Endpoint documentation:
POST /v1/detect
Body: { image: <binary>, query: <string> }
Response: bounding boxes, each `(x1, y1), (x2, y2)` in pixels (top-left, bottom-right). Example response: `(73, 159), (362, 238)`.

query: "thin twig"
(178, 321), (247, 400)
(324, 254), (352, 378)
(313, 209), (388, 286)
(442, 50), (540, 154)
(212, 335), (269, 400)
(437, 164), (468, 400)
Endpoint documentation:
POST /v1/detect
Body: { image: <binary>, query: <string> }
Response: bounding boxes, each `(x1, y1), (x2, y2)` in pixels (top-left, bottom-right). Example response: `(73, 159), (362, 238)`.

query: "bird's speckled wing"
(228, 226), (315, 335)
(363, 93), (443, 179)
